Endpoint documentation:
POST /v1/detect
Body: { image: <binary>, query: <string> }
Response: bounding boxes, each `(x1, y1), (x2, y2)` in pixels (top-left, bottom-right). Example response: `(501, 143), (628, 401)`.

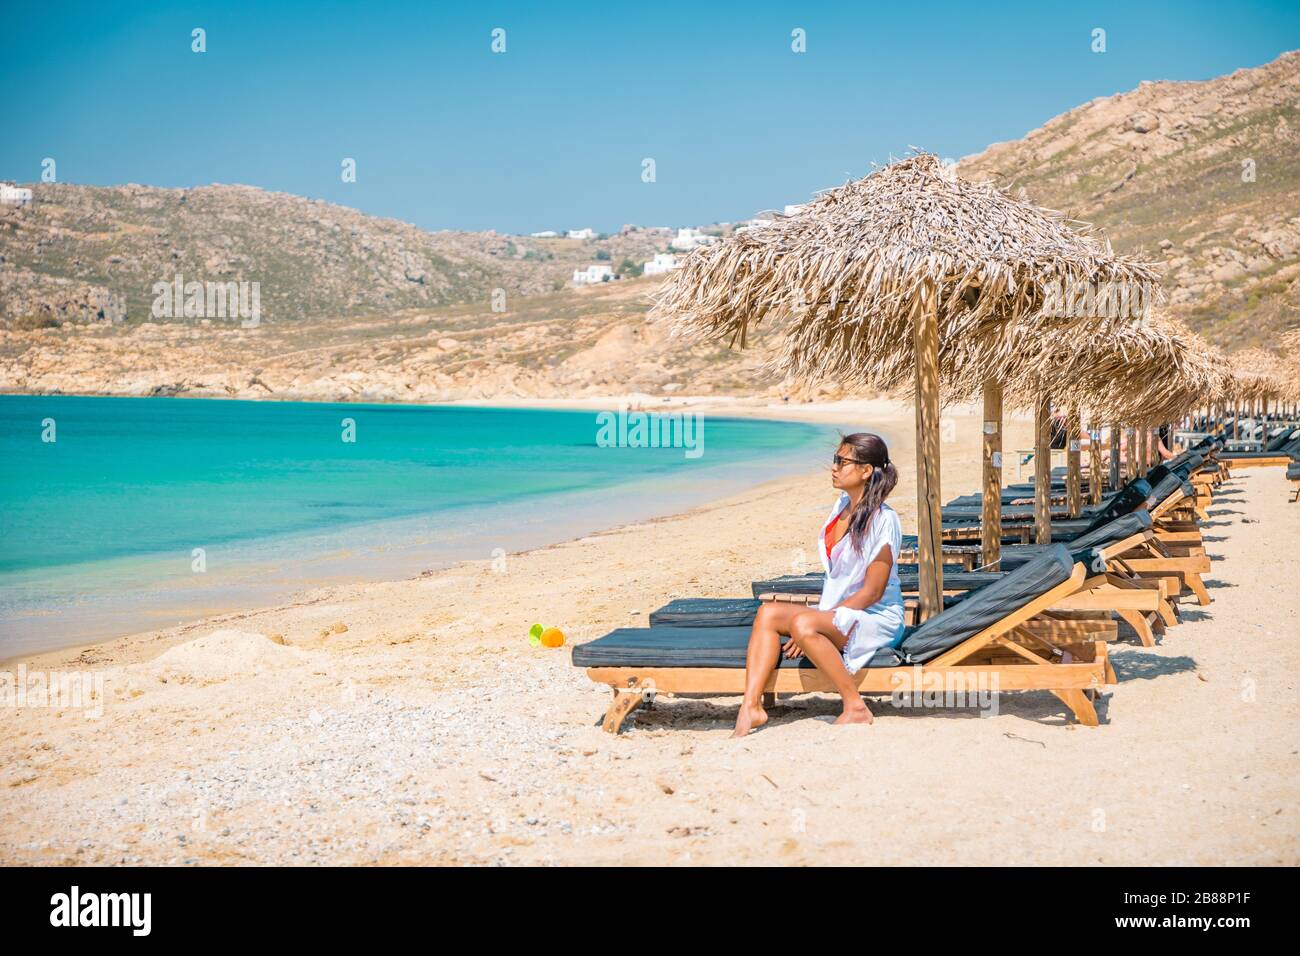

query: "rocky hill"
(0, 277), (821, 403)
(958, 49), (1300, 351)
(0, 182), (673, 326)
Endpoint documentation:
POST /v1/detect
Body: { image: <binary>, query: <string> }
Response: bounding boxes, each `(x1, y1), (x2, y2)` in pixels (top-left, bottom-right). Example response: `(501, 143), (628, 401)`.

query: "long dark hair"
(837, 432), (898, 551)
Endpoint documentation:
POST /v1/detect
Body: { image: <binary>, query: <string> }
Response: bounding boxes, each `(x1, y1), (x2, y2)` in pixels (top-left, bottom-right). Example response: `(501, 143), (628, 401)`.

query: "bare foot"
(833, 700), (874, 726)
(731, 703), (769, 737)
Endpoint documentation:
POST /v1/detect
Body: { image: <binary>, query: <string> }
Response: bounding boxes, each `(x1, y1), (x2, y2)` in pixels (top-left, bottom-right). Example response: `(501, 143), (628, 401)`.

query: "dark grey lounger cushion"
(941, 502), (1082, 522)
(901, 534), (982, 557)
(1144, 473), (1188, 510)
(886, 544), (1075, 665)
(572, 545), (1076, 669)
(648, 593), (967, 628)
(650, 598), (761, 627)
(571, 624), (815, 669)
(751, 568), (1004, 598)
(1224, 435), (1300, 459)
(998, 511), (1152, 570)
(1264, 429), (1297, 452)
(1078, 478), (1152, 533)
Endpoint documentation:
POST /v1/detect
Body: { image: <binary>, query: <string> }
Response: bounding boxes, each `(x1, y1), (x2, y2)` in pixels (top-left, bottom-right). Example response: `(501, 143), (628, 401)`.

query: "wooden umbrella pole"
(911, 282), (943, 621)
(1034, 394), (1052, 545)
(1126, 427), (1137, 479)
(1066, 406), (1082, 517)
(1108, 423), (1120, 491)
(1089, 418), (1103, 505)
(981, 380), (1003, 570)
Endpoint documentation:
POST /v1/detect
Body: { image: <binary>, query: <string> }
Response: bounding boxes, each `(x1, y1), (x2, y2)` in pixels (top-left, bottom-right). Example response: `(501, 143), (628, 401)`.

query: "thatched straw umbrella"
(1283, 331), (1300, 412)
(1228, 348), (1292, 436)
(916, 309), (1220, 551)
(655, 153), (1160, 616)
(1007, 314), (1227, 508)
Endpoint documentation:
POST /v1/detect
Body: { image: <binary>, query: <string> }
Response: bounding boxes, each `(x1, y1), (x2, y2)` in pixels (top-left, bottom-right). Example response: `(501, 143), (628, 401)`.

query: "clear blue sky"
(2, 1), (1296, 234)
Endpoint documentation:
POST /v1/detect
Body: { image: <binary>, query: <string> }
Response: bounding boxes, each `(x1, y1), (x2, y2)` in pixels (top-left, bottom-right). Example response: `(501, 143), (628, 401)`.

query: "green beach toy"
(528, 623), (544, 646)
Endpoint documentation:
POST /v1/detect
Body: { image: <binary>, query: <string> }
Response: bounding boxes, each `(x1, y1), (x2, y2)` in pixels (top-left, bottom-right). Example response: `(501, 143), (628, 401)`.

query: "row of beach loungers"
(571, 430), (1276, 733)
(1215, 423), (1300, 502)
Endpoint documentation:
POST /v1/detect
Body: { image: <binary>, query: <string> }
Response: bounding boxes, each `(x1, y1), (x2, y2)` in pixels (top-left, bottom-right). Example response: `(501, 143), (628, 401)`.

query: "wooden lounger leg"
(1184, 572), (1212, 606)
(1156, 597), (1179, 627)
(1052, 689), (1099, 727)
(601, 687), (644, 734)
(762, 692), (777, 709)
(1115, 608), (1156, 647)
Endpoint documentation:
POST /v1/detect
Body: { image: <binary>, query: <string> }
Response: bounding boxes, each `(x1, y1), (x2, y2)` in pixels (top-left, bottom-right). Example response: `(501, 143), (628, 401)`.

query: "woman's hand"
(782, 636), (804, 660)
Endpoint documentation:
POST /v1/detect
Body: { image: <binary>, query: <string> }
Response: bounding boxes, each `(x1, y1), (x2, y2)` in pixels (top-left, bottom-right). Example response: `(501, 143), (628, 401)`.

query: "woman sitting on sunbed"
(732, 432), (906, 737)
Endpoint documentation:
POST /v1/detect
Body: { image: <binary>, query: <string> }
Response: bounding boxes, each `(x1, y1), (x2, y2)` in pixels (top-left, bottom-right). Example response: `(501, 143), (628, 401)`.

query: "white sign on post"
(991, 452), (1003, 468)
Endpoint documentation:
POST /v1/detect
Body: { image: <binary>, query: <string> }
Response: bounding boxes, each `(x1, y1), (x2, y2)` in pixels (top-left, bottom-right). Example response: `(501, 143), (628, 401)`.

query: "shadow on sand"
(1110, 651), (1197, 683)
(623, 684), (1113, 732)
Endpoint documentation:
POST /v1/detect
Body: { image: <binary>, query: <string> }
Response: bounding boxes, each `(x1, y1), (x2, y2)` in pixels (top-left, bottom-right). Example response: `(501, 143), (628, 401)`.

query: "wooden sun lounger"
(576, 557), (1113, 732)
(1223, 456), (1295, 468)
(1110, 540), (1213, 607)
(755, 527), (1164, 646)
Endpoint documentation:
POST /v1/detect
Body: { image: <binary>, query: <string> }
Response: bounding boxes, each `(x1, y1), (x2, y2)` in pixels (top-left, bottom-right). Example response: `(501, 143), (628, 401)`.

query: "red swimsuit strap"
(824, 507), (848, 557)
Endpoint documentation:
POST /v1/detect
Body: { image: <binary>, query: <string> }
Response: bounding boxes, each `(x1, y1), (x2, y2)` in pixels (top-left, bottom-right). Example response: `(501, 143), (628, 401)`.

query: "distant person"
(1049, 412), (1068, 450)
(732, 432), (904, 736)
(1156, 423), (1175, 461)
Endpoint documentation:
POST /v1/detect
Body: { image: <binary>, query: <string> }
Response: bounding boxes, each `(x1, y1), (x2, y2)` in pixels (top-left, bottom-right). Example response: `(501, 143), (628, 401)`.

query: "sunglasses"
(832, 454), (869, 468)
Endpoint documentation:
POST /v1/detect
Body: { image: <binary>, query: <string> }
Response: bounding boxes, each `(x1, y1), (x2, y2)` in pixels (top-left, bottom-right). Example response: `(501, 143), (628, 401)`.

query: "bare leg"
(733, 602), (802, 737)
(789, 612), (873, 726)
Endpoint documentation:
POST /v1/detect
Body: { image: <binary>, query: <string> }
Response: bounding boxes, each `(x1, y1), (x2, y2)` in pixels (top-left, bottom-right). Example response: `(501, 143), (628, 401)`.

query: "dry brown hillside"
(0, 277), (819, 402)
(959, 50), (1300, 352)
(0, 183), (672, 326)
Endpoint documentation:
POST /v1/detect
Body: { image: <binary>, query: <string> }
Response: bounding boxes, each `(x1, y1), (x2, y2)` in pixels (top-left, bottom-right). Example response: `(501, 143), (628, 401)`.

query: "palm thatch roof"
(1228, 347), (1293, 403)
(655, 152), (1163, 396)
(1282, 331), (1300, 402)
(991, 312), (1229, 425)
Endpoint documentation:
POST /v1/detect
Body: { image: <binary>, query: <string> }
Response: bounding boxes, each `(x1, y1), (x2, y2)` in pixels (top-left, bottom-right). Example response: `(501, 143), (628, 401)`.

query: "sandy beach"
(1, 396), (1296, 866)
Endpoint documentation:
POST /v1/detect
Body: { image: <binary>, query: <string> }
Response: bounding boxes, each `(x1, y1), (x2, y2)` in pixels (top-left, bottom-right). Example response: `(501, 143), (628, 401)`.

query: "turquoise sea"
(0, 395), (833, 656)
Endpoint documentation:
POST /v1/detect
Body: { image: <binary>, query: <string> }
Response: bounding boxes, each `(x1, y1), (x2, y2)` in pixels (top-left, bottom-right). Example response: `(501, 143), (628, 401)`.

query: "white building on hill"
(573, 264), (614, 285)
(0, 183), (33, 207)
(670, 228), (717, 251)
(567, 228), (596, 240)
(530, 230), (558, 238)
(643, 253), (679, 276)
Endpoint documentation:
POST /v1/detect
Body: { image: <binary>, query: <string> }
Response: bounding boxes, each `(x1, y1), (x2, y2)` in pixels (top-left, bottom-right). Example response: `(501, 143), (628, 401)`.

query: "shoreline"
(0, 386), (888, 417)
